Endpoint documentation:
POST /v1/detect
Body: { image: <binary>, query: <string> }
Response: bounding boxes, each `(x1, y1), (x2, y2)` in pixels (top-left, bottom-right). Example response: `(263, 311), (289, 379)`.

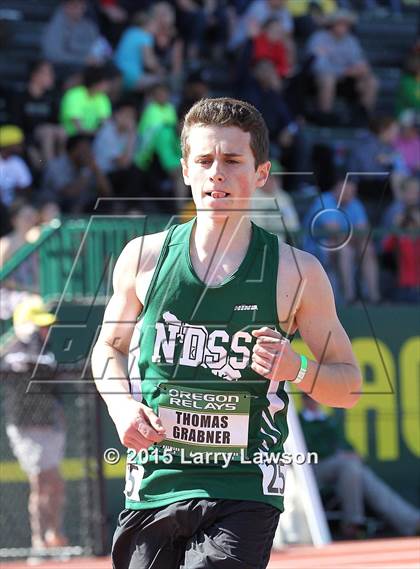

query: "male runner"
(91, 98), (362, 569)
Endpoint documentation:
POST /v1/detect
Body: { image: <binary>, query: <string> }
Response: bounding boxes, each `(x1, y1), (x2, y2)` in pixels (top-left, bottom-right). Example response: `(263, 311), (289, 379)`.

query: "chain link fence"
(0, 345), (106, 560)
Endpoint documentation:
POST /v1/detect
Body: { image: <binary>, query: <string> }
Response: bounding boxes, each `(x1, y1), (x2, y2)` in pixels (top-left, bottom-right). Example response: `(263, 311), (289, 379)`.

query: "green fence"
(38, 215), (173, 301)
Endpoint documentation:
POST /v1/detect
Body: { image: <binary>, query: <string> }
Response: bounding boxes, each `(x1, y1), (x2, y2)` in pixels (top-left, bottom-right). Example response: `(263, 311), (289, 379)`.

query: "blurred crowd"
(0, 0), (419, 306)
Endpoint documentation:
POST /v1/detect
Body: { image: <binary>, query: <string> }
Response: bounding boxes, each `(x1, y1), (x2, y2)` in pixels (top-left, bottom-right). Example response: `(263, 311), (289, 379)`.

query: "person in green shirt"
(136, 83), (179, 169)
(60, 66), (112, 135)
(396, 51), (420, 117)
(135, 83), (184, 211)
(299, 393), (419, 539)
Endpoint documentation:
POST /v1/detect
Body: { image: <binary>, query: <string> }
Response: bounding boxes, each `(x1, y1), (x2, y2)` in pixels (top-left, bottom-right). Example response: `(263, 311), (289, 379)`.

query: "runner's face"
(181, 125), (270, 212)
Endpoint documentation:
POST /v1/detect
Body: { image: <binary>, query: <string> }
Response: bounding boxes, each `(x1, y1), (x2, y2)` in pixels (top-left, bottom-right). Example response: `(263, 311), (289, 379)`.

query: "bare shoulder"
(113, 229), (169, 305)
(277, 241), (331, 331)
(279, 240), (327, 283)
(115, 229), (169, 279)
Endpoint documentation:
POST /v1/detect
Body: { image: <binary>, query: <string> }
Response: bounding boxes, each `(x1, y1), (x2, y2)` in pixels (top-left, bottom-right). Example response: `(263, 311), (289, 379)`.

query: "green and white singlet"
(125, 218), (295, 512)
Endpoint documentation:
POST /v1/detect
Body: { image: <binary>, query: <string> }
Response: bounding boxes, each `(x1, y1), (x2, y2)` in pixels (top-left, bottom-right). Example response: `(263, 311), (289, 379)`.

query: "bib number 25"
(260, 462), (286, 496)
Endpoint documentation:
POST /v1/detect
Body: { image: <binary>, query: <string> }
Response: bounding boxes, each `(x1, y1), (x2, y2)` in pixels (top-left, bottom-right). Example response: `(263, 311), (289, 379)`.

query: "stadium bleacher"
(0, 2), (418, 121)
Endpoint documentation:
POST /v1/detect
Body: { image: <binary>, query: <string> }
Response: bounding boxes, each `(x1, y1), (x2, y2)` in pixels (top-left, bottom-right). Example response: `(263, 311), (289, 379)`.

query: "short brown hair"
(181, 97), (269, 168)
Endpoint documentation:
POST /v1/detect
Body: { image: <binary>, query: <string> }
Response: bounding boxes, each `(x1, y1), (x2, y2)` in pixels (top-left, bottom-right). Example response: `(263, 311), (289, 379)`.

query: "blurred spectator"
(252, 18), (293, 78)
(306, 9), (378, 117)
(42, 0), (103, 69)
(291, 0), (332, 42)
(42, 134), (112, 213)
(150, 2), (184, 91)
(172, 1), (206, 61)
(396, 49), (420, 118)
(97, 0), (155, 48)
(0, 126), (32, 208)
(299, 394), (420, 539)
(202, 1), (231, 60)
(93, 98), (140, 199)
(178, 68), (210, 121)
(382, 176), (420, 229)
(174, 1), (229, 61)
(11, 61), (66, 170)
(0, 201), (39, 322)
(382, 205), (420, 303)
(114, 11), (163, 91)
(135, 83), (184, 210)
(0, 200), (38, 261)
(287, 0), (336, 17)
(251, 174), (300, 241)
(229, 0), (294, 51)
(348, 116), (409, 219)
(3, 296), (67, 550)
(97, 0), (130, 47)
(393, 111), (420, 176)
(59, 66), (112, 136)
(25, 201), (62, 244)
(240, 60), (311, 192)
(303, 175), (381, 304)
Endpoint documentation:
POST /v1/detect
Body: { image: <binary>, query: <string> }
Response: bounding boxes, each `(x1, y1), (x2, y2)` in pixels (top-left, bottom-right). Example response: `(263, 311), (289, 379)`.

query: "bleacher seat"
(6, 20), (44, 50)
(374, 67), (403, 114)
(0, 0), (56, 22)
(357, 15), (418, 67)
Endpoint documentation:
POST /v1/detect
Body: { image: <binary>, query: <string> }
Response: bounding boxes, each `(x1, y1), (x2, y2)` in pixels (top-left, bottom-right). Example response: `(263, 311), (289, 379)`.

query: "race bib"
(158, 384), (251, 460)
(124, 463), (144, 502)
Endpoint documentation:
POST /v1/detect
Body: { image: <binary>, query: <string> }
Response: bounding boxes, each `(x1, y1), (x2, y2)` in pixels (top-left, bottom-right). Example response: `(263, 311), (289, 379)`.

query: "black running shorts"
(112, 498), (280, 569)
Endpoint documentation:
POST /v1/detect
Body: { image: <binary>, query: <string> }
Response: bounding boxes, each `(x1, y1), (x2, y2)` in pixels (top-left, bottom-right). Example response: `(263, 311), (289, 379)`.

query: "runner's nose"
(209, 162), (225, 183)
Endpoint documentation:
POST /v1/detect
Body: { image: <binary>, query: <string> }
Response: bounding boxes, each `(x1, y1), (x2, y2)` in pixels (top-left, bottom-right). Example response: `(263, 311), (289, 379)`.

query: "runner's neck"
(192, 216), (252, 263)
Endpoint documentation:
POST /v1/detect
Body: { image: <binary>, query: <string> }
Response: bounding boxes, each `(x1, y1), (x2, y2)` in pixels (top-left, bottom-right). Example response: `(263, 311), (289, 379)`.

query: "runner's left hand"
(251, 327), (301, 382)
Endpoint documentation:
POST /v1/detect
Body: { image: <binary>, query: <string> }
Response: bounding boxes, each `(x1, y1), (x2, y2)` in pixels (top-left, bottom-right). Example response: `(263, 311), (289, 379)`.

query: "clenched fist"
(108, 398), (166, 452)
(251, 326), (301, 382)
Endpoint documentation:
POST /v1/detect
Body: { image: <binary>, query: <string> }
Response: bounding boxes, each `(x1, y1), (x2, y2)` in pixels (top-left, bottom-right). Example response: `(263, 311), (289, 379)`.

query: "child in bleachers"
(0, 126), (33, 210)
(93, 97), (140, 204)
(114, 11), (163, 92)
(42, 134), (112, 213)
(252, 18), (293, 78)
(59, 66), (112, 136)
(150, 2), (184, 90)
(12, 61), (66, 169)
(382, 204), (420, 303)
(393, 110), (420, 176)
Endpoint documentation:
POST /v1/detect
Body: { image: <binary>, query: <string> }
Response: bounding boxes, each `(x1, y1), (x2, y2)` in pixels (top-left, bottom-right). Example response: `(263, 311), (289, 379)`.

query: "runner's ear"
(255, 161), (271, 189)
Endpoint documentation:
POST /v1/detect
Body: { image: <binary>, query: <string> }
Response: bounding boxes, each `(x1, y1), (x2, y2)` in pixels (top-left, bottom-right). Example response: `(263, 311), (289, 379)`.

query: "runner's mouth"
(205, 191), (230, 198)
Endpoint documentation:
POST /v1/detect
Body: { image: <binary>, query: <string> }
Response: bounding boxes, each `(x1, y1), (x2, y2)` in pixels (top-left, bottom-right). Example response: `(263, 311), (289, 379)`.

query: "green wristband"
(290, 354), (308, 384)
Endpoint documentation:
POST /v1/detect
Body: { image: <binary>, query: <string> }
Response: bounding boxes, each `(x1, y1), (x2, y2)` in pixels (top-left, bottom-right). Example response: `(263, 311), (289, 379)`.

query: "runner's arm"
(91, 238), (165, 450)
(293, 254), (362, 408)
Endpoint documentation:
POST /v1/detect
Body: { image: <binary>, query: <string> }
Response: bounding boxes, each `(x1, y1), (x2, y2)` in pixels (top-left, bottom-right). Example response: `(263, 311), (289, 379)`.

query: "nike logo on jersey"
(234, 304), (258, 311)
(152, 311), (252, 381)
